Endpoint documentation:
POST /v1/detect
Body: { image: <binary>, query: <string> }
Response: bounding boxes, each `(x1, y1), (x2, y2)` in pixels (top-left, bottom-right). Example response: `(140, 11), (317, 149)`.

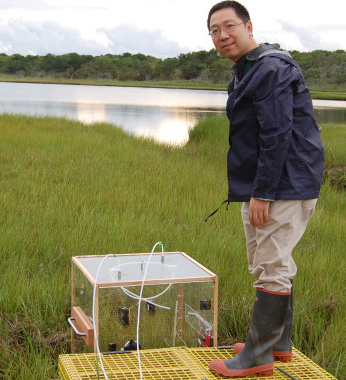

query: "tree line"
(0, 49), (345, 87)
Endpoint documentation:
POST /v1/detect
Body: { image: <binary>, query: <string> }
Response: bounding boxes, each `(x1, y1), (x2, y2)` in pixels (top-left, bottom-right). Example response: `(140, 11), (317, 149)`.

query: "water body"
(0, 82), (345, 145)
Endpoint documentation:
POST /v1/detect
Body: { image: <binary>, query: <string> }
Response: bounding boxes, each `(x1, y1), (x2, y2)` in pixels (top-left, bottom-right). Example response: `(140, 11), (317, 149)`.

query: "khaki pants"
(241, 199), (318, 293)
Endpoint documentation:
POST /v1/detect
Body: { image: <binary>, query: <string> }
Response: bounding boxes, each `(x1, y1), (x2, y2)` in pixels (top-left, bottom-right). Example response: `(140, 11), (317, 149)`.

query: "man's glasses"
(208, 23), (244, 39)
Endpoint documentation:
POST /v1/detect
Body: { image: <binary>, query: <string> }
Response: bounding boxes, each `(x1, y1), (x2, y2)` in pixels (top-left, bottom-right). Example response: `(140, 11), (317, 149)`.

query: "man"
(207, 1), (324, 378)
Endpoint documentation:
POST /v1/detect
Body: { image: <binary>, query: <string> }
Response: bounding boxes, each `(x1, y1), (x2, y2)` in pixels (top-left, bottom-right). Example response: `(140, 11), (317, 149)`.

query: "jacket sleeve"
(251, 58), (300, 200)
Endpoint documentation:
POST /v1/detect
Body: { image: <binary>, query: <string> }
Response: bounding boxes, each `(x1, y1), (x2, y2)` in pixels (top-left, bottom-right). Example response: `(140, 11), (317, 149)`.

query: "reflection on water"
(0, 82), (345, 145)
(74, 102), (223, 144)
(77, 102), (106, 124)
(0, 82), (226, 145)
(314, 107), (346, 125)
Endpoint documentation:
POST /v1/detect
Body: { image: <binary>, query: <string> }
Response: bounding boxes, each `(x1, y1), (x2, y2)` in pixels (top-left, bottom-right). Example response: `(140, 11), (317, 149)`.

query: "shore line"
(1, 77), (346, 101)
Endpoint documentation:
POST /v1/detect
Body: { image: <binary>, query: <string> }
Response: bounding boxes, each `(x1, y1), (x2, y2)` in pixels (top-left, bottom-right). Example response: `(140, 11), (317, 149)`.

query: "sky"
(1, 0), (346, 58)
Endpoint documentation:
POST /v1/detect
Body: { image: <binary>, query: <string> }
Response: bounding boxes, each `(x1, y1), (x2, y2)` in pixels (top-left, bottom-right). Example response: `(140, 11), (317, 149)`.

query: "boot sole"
(209, 360), (274, 378)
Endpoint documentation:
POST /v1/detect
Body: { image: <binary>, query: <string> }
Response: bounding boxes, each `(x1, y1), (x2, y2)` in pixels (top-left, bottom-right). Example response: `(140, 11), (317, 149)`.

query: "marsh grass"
(0, 114), (345, 379)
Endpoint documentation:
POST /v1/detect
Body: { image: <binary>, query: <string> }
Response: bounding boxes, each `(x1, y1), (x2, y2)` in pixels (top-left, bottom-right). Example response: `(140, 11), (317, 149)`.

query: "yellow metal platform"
(59, 346), (336, 379)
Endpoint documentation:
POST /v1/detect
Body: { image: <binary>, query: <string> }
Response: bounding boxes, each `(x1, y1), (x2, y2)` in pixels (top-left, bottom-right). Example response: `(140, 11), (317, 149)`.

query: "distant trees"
(0, 49), (345, 87)
(153, 57), (180, 80)
(291, 50), (346, 86)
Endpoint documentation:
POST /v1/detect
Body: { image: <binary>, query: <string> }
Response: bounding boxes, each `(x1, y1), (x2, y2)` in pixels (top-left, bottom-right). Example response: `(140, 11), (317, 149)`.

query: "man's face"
(209, 7), (255, 62)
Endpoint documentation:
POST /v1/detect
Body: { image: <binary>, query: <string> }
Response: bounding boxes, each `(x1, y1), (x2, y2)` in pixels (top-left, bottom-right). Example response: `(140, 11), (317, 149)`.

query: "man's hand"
(249, 198), (270, 227)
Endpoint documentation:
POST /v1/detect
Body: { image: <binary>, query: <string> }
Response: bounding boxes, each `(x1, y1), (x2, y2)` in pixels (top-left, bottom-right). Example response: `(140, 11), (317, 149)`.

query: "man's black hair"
(207, 1), (251, 29)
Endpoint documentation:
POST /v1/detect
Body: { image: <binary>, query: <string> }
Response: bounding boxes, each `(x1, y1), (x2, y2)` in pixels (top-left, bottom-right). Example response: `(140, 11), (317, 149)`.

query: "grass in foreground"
(0, 114), (345, 379)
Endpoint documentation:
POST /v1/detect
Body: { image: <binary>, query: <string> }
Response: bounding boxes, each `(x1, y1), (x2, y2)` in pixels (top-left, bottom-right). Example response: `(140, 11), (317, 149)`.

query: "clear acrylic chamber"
(70, 252), (218, 353)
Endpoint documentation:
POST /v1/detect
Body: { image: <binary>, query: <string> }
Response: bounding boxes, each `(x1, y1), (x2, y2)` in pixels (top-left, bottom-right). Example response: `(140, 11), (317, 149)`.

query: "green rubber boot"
(233, 284), (293, 362)
(209, 289), (290, 378)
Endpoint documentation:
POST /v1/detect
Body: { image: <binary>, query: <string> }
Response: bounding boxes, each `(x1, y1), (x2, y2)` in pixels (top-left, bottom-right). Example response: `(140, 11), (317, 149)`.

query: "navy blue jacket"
(226, 47), (324, 202)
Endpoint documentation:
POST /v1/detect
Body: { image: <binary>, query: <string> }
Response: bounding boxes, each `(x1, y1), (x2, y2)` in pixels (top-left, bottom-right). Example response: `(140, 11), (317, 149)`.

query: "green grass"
(322, 124), (346, 190)
(0, 114), (345, 379)
(310, 90), (346, 101)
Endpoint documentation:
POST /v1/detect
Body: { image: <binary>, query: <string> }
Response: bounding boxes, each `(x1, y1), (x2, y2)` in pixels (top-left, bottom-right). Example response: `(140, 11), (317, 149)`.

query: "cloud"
(254, 19), (346, 52)
(0, 19), (109, 55)
(0, 0), (43, 9)
(276, 20), (341, 51)
(100, 25), (189, 58)
(0, 0), (107, 12)
(0, 19), (188, 58)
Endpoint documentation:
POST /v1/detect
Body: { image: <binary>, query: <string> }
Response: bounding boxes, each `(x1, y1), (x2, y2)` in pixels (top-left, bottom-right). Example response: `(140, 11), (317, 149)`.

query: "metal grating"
(59, 346), (336, 379)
